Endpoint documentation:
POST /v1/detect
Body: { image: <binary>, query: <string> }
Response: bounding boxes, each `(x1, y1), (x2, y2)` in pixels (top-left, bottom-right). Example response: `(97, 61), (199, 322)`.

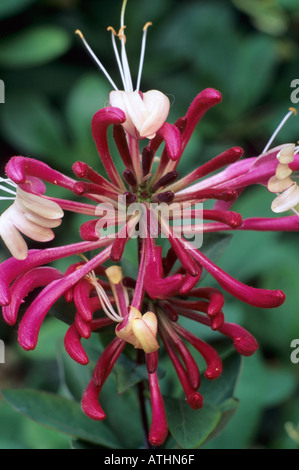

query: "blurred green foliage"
(0, 0), (299, 449)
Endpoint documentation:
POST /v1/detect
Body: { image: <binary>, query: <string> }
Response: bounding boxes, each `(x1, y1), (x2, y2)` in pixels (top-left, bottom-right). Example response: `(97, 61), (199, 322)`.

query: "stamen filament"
(107, 26), (127, 91)
(263, 108), (297, 154)
(0, 184), (17, 196)
(86, 270), (123, 323)
(75, 29), (119, 91)
(136, 22), (152, 92)
(0, 177), (17, 188)
(119, 0), (133, 92)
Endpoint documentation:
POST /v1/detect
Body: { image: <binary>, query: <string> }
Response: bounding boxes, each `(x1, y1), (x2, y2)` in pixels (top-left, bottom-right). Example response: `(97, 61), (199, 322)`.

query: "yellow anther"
(143, 22), (152, 32)
(75, 29), (84, 39)
(289, 107), (297, 116)
(118, 26), (127, 43)
(107, 26), (117, 36)
(105, 265), (123, 284)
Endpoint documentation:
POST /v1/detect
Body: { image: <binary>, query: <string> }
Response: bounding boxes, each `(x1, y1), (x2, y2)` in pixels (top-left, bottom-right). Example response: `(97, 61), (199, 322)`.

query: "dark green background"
(0, 0), (299, 449)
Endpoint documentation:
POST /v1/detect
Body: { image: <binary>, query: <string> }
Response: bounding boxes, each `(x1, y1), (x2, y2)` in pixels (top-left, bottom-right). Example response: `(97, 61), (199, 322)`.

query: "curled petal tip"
(275, 289), (286, 306)
(186, 391), (204, 410)
(201, 88), (222, 103)
(233, 335), (259, 356)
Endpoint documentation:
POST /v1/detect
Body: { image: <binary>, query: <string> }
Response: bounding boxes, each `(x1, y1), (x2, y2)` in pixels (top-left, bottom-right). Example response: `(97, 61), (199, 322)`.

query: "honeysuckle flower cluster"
(1, 0), (298, 448)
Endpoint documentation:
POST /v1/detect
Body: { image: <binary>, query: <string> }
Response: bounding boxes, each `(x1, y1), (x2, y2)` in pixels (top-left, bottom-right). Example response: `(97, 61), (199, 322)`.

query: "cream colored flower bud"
(267, 175), (293, 193)
(109, 90), (170, 140)
(115, 306), (159, 353)
(277, 144), (295, 164)
(0, 187), (63, 260)
(271, 183), (299, 213)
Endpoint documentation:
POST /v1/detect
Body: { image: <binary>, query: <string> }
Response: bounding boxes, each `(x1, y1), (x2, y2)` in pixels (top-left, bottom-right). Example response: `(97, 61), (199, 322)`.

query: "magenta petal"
(93, 337), (125, 386)
(17, 245), (112, 351)
(64, 324), (89, 365)
(80, 220), (101, 241)
(144, 239), (184, 299)
(219, 322), (259, 356)
(113, 124), (134, 171)
(151, 123), (182, 161)
(75, 312), (91, 339)
(73, 278), (94, 322)
(168, 328), (201, 389)
(180, 269), (203, 295)
(203, 209), (243, 228)
(240, 216), (299, 231)
(81, 380), (106, 420)
(174, 323), (223, 380)
(6, 156), (75, 190)
(2, 267), (63, 325)
(91, 107), (126, 189)
(0, 238), (110, 306)
(131, 238), (147, 311)
(146, 351), (159, 374)
(165, 230), (199, 277)
(148, 371), (168, 447)
(191, 247), (285, 308)
(159, 327), (203, 409)
(190, 287), (225, 316)
(182, 88), (222, 151)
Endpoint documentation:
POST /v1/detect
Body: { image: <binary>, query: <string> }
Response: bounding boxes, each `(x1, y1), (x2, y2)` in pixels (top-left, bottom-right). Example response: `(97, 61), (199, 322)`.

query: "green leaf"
(100, 374), (144, 448)
(200, 353), (243, 406)
(2, 389), (122, 448)
(0, 26), (71, 68)
(227, 36), (277, 113)
(200, 233), (233, 282)
(16, 317), (66, 361)
(114, 355), (149, 394)
(70, 439), (105, 449)
(232, 0), (288, 36)
(201, 233), (233, 264)
(163, 352), (243, 448)
(65, 73), (110, 147)
(0, 91), (67, 164)
(164, 397), (221, 449)
(0, 0), (35, 20)
(56, 344), (91, 403)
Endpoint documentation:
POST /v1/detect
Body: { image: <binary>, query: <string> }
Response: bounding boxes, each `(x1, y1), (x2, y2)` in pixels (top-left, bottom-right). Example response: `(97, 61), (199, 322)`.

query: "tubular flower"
(267, 143), (299, 214)
(0, 176), (63, 260)
(61, 263), (258, 446)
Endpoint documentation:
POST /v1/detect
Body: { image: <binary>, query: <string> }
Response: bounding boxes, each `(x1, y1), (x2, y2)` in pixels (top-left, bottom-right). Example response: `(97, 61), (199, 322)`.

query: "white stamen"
(119, 0), (133, 92)
(86, 270), (123, 323)
(136, 22), (152, 92)
(0, 177), (17, 187)
(0, 186), (16, 196)
(108, 27), (127, 91)
(0, 178), (17, 199)
(263, 108), (297, 154)
(76, 0), (152, 96)
(75, 29), (119, 91)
